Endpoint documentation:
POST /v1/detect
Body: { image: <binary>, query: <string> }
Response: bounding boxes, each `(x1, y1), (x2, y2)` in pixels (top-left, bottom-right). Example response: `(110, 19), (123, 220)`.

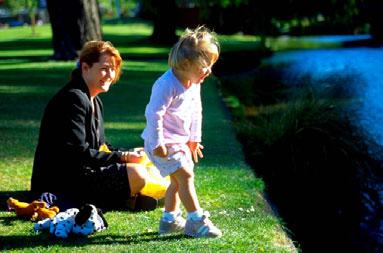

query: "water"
(261, 36), (383, 251)
(264, 37), (383, 158)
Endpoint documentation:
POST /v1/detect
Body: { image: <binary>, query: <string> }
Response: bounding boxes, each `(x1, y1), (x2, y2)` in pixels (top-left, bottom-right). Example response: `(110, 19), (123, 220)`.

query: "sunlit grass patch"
(103, 22), (152, 36)
(219, 33), (263, 52)
(0, 49), (53, 58)
(118, 46), (169, 55)
(0, 25), (51, 42)
(0, 60), (74, 70)
(122, 59), (167, 72)
(0, 85), (58, 94)
(266, 35), (340, 51)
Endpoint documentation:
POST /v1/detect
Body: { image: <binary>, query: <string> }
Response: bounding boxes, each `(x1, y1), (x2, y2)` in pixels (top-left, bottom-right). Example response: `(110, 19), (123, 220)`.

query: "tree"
(195, 0), (368, 36)
(139, 0), (178, 45)
(46, 0), (102, 60)
(358, 0), (383, 43)
(25, 0), (37, 35)
(4, 0), (37, 35)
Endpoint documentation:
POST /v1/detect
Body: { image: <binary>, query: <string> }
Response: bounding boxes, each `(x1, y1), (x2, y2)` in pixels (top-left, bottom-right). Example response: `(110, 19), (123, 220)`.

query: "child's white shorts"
(144, 143), (194, 177)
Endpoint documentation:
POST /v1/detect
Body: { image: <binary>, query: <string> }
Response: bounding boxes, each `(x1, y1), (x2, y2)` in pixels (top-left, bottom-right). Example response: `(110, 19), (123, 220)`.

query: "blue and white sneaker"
(159, 213), (186, 235)
(184, 211), (222, 238)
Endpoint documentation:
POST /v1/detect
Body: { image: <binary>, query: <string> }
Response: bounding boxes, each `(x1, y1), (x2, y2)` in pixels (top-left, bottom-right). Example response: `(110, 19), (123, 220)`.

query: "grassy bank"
(0, 21), (297, 252)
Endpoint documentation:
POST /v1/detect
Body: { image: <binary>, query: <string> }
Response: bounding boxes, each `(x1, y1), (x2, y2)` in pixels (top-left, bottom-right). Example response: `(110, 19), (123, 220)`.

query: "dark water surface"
(264, 36), (383, 158)
(259, 35), (383, 252)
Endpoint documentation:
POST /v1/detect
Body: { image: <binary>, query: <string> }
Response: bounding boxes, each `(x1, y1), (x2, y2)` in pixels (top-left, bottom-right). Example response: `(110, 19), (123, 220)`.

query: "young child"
(141, 26), (222, 238)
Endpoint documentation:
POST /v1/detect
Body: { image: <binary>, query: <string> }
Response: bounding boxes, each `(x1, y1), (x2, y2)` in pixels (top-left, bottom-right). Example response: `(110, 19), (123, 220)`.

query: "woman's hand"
(153, 145), (168, 158)
(121, 149), (145, 163)
(187, 141), (204, 163)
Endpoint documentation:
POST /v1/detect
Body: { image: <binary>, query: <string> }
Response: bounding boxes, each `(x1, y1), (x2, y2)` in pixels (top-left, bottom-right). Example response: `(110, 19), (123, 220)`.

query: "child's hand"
(187, 141), (204, 163)
(153, 145), (168, 158)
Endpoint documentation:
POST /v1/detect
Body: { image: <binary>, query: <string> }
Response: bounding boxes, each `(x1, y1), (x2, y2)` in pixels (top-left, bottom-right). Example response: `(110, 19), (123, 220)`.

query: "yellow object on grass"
(99, 143), (112, 153)
(99, 144), (170, 200)
(134, 151), (170, 200)
(140, 164), (170, 200)
(7, 197), (60, 221)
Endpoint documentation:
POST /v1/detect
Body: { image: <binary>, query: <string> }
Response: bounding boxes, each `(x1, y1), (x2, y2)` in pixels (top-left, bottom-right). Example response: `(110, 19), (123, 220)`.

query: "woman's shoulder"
(65, 85), (89, 100)
(67, 86), (89, 99)
(51, 82), (90, 108)
(63, 71), (91, 102)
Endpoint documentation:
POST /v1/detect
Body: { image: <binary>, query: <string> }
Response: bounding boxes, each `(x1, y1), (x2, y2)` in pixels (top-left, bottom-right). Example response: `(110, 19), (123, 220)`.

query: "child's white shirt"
(141, 69), (202, 152)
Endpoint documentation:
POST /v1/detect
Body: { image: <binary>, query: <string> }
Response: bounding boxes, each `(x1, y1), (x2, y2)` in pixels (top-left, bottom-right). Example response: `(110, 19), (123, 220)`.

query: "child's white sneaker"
(184, 211), (222, 238)
(158, 213), (186, 235)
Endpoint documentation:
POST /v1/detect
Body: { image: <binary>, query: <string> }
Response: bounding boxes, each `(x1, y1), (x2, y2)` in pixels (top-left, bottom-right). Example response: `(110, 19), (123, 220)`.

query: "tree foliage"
(184, 0), (370, 36)
(5, 0), (38, 34)
(139, 0), (380, 41)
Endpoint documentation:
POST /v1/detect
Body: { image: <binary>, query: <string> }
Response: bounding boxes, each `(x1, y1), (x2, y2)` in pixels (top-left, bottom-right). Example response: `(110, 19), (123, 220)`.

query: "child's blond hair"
(168, 26), (220, 71)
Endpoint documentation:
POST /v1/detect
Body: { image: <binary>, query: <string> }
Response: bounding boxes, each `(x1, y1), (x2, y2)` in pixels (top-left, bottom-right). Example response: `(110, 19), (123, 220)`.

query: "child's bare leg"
(159, 174), (185, 234)
(172, 167), (222, 237)
(164, 176), (181, 212)
(172, 166), (200, 212)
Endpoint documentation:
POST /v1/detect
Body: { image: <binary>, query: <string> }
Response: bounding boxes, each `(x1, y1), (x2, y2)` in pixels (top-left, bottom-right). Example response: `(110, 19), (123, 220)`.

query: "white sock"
(187, 209), (203, 221)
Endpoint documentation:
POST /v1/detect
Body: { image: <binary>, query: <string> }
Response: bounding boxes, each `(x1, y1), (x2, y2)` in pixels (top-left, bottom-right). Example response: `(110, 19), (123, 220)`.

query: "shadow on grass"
(0, 232), (188, 250)
(0, 55), (53, 62)
(0, 215), (23, 227)
(0, 191), (32, 211)
(0, 39), (52, 51)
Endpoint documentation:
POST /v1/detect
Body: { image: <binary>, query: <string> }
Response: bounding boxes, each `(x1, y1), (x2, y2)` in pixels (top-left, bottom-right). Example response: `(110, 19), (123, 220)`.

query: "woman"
(31, 41), (147, 210)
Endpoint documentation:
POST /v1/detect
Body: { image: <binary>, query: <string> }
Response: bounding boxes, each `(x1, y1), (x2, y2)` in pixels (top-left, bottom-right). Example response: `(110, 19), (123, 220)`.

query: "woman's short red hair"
(79, 41), (122, 83)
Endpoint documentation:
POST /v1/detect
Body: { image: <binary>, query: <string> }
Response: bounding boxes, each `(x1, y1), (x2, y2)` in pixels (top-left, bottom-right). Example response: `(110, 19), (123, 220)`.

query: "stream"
(264, 35), (383, 157)
(260, 35), (383, 253)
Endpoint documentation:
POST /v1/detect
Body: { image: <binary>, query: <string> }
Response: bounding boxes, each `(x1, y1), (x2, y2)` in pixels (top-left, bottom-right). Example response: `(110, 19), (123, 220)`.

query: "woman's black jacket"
(31, 69), (123, 197)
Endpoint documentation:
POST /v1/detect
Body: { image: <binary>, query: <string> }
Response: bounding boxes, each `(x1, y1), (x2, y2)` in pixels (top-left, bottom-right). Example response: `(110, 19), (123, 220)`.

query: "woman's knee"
(126, 164), (147, 195)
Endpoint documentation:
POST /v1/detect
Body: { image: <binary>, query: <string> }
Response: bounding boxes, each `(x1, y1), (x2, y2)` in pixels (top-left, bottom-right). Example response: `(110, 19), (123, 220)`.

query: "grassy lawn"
(0, 21), (297, 252)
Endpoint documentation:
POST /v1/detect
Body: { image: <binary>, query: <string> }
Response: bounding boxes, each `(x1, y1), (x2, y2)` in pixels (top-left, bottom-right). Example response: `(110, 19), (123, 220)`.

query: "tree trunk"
(150, 0), (178, 45)
(81, 0), (103, 45)
(364, 1), (383, 44)
(46, 0), (102, 60)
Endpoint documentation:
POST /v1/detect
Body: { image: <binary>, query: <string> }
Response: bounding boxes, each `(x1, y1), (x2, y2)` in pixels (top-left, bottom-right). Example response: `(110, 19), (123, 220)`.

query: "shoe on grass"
(184, 211), (222, 238)
(159, 213), (186, 235)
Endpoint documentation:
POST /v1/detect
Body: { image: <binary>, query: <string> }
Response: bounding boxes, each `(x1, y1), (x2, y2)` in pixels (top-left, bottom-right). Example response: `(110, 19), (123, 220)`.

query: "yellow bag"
(140, 164), (170, 200)
(99, 144), (169, 200)
(133, 150), (170, 200)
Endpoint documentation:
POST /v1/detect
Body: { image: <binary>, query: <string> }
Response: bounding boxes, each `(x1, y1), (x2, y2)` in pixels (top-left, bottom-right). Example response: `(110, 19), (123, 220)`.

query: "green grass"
(0, 20), (297, 252)
(265, 36), (340, 51)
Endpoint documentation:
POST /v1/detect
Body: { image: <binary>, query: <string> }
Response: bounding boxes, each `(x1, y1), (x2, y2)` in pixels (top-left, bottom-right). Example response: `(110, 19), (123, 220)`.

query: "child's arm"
(189, 84), (203, 143)
(189, 84), (203, 162)
(144, 80), (174, 155)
